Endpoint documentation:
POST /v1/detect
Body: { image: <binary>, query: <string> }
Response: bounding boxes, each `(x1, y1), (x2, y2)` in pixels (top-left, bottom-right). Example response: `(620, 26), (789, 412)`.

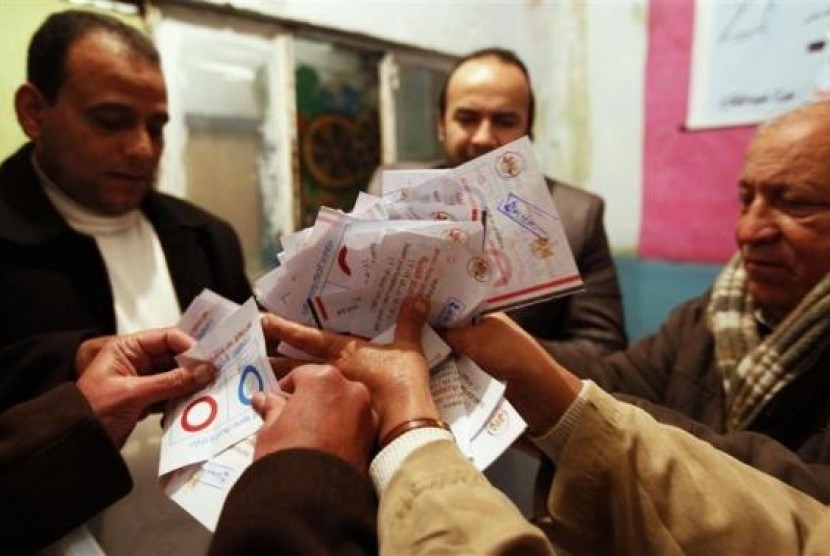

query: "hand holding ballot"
(77, 328), (216, 447)
(256, 136), (583, 339)
(262, 298), (439, 443)
(158, 137), (584, 530)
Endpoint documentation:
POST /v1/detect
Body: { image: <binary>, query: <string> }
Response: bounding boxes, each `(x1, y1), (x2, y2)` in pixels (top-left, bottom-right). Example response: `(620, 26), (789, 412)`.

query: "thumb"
(394, 297), (429, 347)
(252, 391), (287, 422)
(128, 362), (215, 409)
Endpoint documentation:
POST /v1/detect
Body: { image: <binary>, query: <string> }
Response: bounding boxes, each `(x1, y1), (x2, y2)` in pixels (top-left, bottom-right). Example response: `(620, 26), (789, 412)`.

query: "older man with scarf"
(534, 100), (830, 514)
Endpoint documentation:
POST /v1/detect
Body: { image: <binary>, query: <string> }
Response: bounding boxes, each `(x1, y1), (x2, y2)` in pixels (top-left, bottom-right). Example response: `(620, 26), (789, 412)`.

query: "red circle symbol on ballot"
(181, 396), (218, 432)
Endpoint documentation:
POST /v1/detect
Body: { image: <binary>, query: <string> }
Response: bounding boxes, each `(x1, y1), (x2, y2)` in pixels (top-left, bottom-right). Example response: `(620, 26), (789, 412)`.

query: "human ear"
(14, 83), (48, 140)
(436, 113), (446, 142)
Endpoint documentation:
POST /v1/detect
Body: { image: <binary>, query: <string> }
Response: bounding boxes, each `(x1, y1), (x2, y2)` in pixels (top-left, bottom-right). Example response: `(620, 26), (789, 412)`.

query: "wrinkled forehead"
(753, 102), (830, 148)
(741, 133), (830, 202)
(747, 109), (830, 163)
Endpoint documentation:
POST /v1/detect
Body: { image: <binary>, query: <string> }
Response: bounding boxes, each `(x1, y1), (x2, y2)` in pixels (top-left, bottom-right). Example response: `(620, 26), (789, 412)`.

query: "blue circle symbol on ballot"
(238, 365), (264, 406)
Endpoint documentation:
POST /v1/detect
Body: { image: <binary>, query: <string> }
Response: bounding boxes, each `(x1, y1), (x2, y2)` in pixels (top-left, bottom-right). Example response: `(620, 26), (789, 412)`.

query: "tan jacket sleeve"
(379, 440), (554, 555)
(543, 385), (828, 554)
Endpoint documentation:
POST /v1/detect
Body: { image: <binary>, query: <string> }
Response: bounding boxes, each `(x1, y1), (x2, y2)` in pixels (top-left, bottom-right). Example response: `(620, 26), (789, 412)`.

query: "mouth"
(743, 258), (791, 281)
(744, 257), (785, 269)
(106, 172), (152, 186)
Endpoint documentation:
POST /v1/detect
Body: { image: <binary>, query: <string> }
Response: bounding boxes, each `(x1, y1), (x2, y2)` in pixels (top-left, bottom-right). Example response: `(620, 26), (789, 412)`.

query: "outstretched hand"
(76, 328), (215, 447)
(441, 312), (555, 383)
(251, 364), (376, 473)
(442, 312), (581, 435)
(261, 298), (439, 440)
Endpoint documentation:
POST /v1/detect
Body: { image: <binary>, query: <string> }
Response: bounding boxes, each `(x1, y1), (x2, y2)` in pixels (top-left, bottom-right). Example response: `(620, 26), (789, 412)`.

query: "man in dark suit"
(372, 48), (626, 360)
(0, 10), (251, 552)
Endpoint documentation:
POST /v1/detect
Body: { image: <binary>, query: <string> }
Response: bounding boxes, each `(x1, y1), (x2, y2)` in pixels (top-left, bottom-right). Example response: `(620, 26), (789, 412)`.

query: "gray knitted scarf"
(707, 253), (830, 431)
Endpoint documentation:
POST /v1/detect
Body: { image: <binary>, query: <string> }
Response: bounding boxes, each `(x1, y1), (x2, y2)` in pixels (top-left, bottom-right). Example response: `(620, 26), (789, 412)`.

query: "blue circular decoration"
(238, 365), (264, 406)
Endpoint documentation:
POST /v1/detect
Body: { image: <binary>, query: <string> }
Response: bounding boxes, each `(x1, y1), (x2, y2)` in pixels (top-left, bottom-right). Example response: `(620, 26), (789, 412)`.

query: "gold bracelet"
(379, 417), (451, 448)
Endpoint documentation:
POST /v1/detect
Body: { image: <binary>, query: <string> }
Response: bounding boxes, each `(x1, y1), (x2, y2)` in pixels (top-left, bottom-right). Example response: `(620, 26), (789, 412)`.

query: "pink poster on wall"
(640, 0), (754, 263)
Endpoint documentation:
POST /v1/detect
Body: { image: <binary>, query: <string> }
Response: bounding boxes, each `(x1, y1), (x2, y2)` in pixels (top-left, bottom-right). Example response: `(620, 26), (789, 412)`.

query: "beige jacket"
(381, 385), (830, 554)
(379, 439), (554, 555)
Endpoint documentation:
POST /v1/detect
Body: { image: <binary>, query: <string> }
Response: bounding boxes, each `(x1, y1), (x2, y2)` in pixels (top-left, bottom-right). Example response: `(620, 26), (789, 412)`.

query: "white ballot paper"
(161, 298), (274, 475)
(162, 436), (255, 531)
(429, 355), (525, 469)
(160, 297), (277, 530)
(380, 168), (450, 195)
(382, 136), (583, 312)
(252, 138), (580, 475)
(175, 288), (240, 341)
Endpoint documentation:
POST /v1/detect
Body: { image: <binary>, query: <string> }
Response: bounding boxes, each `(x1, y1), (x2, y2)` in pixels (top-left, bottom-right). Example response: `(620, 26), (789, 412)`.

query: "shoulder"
(662, 289), (713, 337)
(143, 191), (234, 231)
(0, 144), (33, 177)
(0, 144), (37, 202)
(546, 177), (604, 210)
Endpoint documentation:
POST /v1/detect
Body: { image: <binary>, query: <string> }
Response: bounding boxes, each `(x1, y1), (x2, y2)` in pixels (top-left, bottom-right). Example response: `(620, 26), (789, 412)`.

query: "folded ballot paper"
(160, 136), (584, 531)
(159, 291), (275, 531)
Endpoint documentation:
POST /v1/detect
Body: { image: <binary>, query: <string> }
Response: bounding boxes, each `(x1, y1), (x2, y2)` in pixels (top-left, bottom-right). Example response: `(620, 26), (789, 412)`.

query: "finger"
(278, 369), (296, 394)
(261, 313), (346, 360)
(75, 335), (115, 375)
(135, 327), (195, 359)
(394, 297), (429, 347)
(277, 363), (332, 393)
(126, 362), (216, 410)
(269, 356), (306, 380)
(251, 391), (287, 421)
(116, 328), (196, 375)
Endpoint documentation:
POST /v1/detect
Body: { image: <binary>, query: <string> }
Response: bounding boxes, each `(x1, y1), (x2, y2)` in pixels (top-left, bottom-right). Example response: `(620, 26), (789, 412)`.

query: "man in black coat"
(0, 10), (251, 553)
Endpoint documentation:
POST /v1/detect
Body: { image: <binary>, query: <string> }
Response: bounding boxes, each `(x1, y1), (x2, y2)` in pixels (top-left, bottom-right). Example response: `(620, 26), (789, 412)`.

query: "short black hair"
(27, 9), (159, 104)
(438, 47), (535, 139)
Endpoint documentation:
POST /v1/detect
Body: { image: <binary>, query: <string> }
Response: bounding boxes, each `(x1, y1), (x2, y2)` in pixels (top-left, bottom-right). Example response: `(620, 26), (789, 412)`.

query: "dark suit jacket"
(368, 162), (626, 358)
(509, 177), (626, 360)
(211, 448), (378, 555)
(0, 383), (132, 553)
(0, 386), (377, 554)
(562, 291), (830, 503)
(0, 144), (252, 412)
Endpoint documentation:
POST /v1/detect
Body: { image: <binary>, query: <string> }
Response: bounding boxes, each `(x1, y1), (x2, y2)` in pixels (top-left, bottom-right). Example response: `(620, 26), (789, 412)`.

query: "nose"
(735, 197), (780, 247)
(123, 126), (157, 162)
(470, 119), (499, 150)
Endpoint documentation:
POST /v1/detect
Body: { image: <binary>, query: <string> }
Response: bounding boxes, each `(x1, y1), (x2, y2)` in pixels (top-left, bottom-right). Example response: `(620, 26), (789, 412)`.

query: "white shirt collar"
(32, 154), (140, 235)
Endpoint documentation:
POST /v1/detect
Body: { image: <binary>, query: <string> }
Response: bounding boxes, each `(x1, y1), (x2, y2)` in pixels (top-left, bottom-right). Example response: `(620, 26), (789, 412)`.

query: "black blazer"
(0, 143), (252, 411)
(211, 448), (378, 555)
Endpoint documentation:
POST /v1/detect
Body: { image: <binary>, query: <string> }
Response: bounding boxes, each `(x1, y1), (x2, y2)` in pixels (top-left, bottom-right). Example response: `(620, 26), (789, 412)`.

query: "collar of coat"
(0, 143), (215, 245)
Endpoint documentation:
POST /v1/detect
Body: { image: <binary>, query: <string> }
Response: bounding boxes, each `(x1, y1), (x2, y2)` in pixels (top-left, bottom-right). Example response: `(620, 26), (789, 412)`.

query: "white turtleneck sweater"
(35, 160), (212, 554)
(36, 164), (180, 333)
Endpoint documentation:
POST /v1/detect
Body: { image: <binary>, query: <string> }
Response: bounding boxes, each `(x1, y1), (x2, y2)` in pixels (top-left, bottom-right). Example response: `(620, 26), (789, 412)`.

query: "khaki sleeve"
(379, 440), (554, 556)
(546, 386), (826, 554)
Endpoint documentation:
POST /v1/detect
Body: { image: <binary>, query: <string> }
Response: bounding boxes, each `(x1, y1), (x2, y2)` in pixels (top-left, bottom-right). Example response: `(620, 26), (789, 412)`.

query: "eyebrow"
(453, 107), (521, 118)
(86, 102), (169, 122)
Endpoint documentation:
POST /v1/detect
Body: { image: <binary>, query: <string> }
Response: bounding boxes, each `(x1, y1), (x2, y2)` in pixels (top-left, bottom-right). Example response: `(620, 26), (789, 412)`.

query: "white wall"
(197, 0), (647, 251)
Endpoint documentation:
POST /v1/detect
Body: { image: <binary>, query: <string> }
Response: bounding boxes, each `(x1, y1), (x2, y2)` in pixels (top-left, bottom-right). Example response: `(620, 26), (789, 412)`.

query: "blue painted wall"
(614, 255), (721, 342)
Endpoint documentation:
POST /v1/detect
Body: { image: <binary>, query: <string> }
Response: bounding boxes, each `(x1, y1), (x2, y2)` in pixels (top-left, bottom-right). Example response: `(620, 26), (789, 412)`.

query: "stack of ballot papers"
(158, 136), (584, 530)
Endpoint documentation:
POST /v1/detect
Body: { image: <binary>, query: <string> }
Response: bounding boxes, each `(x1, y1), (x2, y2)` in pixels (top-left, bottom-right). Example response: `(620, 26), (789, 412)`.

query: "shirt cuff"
(530, 380), (593, 463)
(369, 428), (455, 493)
